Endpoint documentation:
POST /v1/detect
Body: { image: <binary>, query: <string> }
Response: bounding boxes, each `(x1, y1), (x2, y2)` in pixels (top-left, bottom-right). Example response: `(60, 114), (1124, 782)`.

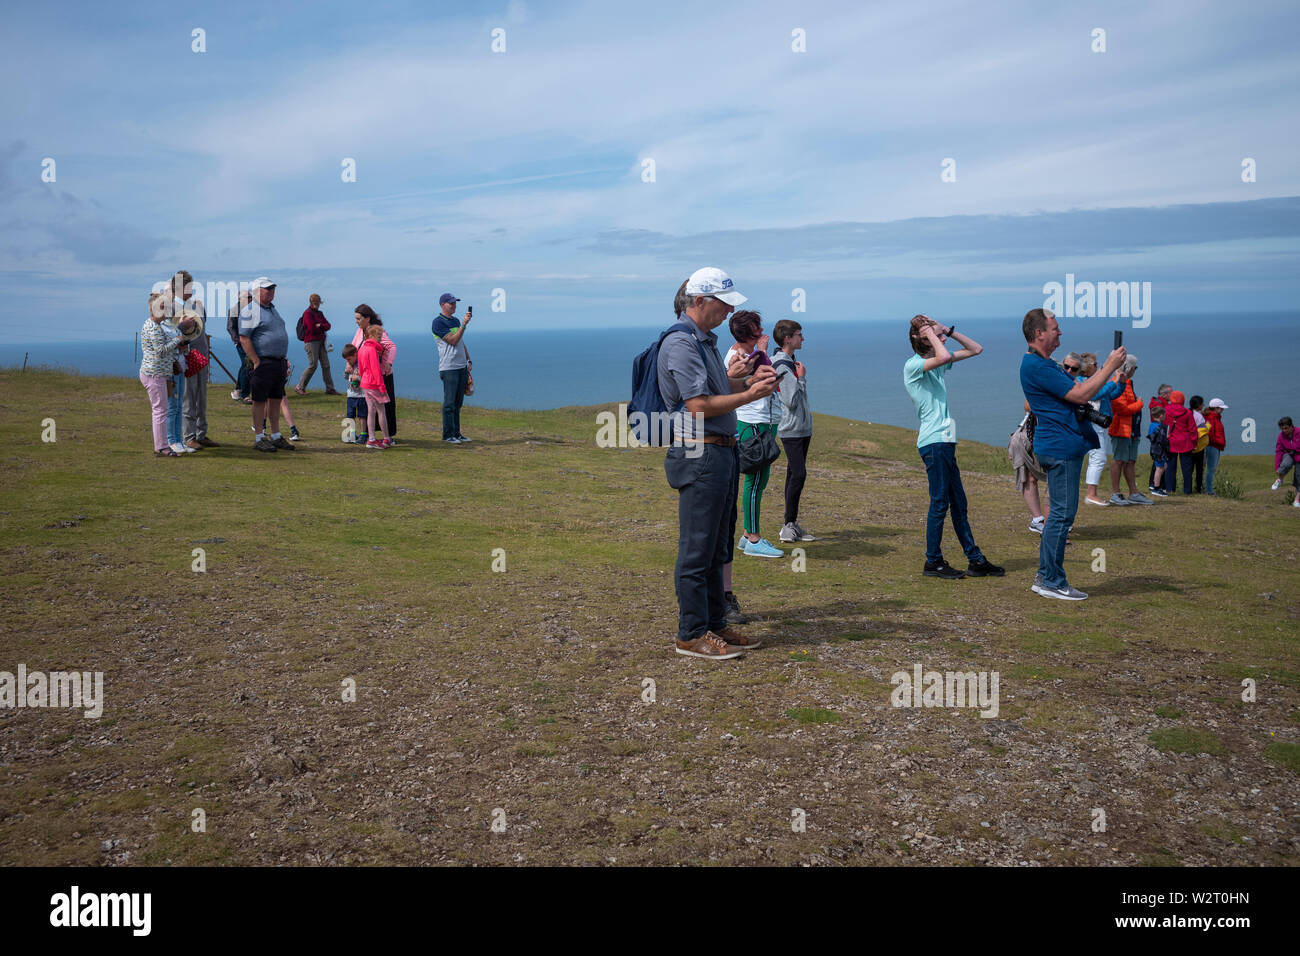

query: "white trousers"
(1086, 424), (1110, 486)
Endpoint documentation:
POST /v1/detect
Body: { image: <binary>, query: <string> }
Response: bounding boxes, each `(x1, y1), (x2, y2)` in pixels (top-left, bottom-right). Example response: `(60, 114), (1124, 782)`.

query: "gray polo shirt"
(656, 320), (735, 439)
(238, 301), (289, 359)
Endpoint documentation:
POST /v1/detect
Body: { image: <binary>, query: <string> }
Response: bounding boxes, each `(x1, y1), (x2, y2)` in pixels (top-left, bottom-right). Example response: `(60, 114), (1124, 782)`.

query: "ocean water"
(2, 313), (1293, 451)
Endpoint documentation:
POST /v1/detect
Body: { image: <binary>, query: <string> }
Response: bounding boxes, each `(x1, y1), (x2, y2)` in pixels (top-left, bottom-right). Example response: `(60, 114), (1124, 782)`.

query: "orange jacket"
(1107, 378), (1143, 438)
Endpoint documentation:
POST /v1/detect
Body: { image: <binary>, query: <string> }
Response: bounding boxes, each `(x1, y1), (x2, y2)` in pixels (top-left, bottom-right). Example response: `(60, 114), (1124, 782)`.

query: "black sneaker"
(967, 557), (1005, 577)
(724, 592), (748, 625)
(923, 559), (965, 579)
(254, 437), (277, 452)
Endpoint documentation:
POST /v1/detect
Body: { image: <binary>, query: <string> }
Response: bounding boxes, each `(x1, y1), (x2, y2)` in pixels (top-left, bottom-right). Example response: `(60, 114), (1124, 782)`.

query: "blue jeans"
(166, 372), (185, 445)
(918, 442), (984, 566)
(440, 367), (467, 439)
(1204, 446), (1221, 494)
(665, 442), (738, 642)
(1036, 453), (1082, 590)
(235, 343), (251, 398)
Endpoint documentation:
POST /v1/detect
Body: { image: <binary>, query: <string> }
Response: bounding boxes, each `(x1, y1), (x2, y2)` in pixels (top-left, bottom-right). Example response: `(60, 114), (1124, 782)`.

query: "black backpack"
(295, 314), (307, 341)
(629, 322), (706, 446)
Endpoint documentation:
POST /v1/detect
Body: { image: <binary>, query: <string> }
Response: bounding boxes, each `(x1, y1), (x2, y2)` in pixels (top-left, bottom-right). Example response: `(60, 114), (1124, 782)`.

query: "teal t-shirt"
(903, 353), (955, 448)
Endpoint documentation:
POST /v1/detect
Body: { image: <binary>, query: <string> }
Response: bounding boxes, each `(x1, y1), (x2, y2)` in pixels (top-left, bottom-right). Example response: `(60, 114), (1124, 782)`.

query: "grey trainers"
(1127, 493), (1154, 505)
(1107, 493), (1131, 506)
(779, 522), (799, 543)
(792, 522), (817, 541)
(1031, 582), (1088, 601)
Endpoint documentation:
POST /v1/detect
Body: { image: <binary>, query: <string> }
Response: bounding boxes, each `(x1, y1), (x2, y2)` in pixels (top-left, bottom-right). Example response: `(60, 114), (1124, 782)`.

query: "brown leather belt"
(680, 435), (737, 446)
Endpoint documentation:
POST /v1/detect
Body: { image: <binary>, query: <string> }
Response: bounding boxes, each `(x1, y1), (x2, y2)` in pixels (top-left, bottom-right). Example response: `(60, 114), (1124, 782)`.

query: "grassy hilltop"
(0, 369), (1296, 866)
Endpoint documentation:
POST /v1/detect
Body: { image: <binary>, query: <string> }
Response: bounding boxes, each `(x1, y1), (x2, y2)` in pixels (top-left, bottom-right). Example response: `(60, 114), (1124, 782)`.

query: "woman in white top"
(724, 310), (783, 558)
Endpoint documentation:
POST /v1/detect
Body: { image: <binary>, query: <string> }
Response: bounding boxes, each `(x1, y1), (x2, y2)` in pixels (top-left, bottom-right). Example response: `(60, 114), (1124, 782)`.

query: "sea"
(2, 313), (1293, 452)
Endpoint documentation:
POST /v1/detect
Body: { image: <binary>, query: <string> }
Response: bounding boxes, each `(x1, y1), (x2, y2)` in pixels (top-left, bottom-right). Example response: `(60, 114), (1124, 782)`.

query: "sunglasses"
(1063, 364), (1079, 373)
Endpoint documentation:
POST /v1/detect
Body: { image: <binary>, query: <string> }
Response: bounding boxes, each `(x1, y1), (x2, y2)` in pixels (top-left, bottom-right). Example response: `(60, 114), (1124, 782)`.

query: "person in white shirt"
(724, 310), (783, 559)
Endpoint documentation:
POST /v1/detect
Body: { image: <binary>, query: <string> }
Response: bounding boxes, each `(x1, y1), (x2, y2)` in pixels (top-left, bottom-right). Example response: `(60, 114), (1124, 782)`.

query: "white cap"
(249, 276), (276, 290)
(685, 267), (747, 307)
(1207, 397), (1228, 410)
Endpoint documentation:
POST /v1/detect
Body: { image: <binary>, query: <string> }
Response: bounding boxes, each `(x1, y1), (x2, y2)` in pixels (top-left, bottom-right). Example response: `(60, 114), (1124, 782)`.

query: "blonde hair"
(1079, 352), (1098, 375)
(148, 292), (164, 319)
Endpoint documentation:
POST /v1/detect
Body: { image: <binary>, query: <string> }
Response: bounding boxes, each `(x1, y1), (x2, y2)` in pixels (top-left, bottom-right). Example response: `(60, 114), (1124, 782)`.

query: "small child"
(358, 324), (392, 448)
(341, 343), (367, 444)
(1271, 416), (1300, 506)
(1148, 406), (1169, 496)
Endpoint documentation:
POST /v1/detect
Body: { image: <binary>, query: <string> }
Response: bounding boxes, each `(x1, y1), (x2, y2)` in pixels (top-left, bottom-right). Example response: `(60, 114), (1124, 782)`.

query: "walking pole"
(207, 349), (239, 385)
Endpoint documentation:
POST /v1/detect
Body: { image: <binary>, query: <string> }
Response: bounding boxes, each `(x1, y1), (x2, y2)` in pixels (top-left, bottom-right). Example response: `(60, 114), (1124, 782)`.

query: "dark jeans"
(781, 435), (811, 524)
(1173, 451), (1196, 494)
(235, 343), (251, 399)
(666, 442), (737, 642)
(1036, 453), (1083, 590)
(918, 441), (984, 566)
(383, 372), (396, 436)
(1191, 449), (1205, 493)
(440, 367), (467, 439)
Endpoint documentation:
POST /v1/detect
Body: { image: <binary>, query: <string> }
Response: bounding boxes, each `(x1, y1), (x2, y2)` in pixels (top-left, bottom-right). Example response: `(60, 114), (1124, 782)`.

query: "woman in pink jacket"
(351, 304), (397, 443)
(1271, 416), (1300, 506)
(1163, 390), (1198, 495)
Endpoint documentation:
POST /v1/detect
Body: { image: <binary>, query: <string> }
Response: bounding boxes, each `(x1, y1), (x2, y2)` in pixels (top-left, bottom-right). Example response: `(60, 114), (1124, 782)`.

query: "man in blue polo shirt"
(1020, 308), (1125, 600)
(431, 292), (472, 443)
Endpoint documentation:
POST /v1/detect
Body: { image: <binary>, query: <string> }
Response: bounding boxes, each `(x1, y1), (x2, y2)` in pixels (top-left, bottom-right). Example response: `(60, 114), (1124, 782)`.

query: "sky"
(1, 0), (1298, 342)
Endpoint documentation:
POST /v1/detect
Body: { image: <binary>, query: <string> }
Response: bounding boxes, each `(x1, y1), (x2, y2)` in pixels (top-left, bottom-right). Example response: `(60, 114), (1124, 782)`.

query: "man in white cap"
(658, 267), (777, 660)
(238, 277), (294, 452)
(1204, 397), (1228, 495)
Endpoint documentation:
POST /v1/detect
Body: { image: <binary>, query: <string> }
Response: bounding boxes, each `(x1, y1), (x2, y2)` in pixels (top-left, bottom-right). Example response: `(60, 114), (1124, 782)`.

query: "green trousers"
(737, 422), (777, 536)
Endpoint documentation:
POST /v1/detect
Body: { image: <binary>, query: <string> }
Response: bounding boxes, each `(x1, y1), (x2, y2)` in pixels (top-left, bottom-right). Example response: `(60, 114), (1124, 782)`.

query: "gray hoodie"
(773, 348), (811, 438)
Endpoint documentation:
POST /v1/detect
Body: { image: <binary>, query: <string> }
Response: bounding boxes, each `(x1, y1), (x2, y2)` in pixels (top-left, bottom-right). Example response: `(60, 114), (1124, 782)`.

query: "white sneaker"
(1029, 517), (1045, 534)
(170, 442), (194, 454)
(1272, 479), (1282, 490)
(1293, 497), (1300, 508)
(1084, 497), (1108, 507)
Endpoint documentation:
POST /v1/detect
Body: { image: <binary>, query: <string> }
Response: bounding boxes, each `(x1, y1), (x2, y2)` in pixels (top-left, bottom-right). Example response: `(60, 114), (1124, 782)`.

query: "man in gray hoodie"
(771, 320), (815, 543)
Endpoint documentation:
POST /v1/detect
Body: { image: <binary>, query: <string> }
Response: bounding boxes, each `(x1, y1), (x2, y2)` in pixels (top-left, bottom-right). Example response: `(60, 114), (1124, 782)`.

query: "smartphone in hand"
(1114, 330), (1123, 349)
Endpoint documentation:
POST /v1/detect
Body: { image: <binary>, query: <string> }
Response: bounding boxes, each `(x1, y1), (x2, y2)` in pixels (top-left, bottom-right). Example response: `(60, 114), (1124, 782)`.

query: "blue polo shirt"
(238, 302), (289, 359)
(1020, 351), (1098, 460)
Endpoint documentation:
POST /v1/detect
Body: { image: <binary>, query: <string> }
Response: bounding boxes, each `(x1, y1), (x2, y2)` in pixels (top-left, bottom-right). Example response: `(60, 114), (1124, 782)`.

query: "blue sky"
(1, 0), (1298, 341)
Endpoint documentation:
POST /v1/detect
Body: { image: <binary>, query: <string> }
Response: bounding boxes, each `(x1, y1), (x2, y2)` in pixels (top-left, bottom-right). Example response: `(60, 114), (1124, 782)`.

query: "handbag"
(184, 350), (210, 377)
(738, 427), (780, 474)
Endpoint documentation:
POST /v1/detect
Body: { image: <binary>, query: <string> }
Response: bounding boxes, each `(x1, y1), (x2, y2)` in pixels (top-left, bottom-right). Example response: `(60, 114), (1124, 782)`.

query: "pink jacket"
(1276, 430), (1300, 471)
(358, 339), (387, 392)
(351, 327), (395, 374)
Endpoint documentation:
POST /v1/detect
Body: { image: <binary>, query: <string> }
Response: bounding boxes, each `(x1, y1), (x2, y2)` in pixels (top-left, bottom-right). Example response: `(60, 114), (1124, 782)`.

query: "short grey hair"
(1120, 354), (1138, 377)
(1064, 351), (1083, 368)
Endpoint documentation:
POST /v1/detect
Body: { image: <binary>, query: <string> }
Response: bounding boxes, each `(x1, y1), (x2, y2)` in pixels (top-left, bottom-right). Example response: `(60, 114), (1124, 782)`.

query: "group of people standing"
(140, 270), (479, 455)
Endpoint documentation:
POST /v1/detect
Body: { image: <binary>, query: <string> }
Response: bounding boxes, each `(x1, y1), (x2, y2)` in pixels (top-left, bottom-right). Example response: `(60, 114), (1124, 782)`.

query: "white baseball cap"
(1207, 397), (1228, 410)
(685, 267), (747, 307)
(249, 276), (276, 290)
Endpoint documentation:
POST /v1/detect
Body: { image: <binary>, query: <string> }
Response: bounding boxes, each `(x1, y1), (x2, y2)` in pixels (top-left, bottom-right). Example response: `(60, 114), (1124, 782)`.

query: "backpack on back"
(295, 313), (307, 341)
(629, 321), (708, 446)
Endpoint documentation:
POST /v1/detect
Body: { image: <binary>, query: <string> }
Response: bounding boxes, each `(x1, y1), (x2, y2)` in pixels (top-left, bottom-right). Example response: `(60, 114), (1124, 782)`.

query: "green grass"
(1148, 728), (1227, 756)
(1, 369), (1296, 866)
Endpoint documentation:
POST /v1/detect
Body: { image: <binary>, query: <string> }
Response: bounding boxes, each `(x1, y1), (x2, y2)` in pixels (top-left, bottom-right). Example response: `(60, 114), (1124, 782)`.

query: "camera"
(1075, 404), (1112, 428)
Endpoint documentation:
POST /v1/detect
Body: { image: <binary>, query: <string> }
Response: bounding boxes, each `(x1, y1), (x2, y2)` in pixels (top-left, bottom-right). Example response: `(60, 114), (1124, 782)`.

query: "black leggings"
(1191, 449), (1205, 493)
(781, 435), (811, 524)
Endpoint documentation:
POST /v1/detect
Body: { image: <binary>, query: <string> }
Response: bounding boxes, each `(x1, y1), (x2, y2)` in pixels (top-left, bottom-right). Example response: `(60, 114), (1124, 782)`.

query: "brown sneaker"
(674, 632), (743, 660)
(184, 438), (203, 450)
(254, 437), (277, 452)
(716, 626), (762, 650)
(197, 437), (220, 447)
(271, 435), (295, 450)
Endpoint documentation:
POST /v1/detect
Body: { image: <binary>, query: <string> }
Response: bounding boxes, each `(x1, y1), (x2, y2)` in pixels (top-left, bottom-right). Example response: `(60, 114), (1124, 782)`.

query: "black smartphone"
(1114, 330), (1123, 349)
(466, 306), (472, 318)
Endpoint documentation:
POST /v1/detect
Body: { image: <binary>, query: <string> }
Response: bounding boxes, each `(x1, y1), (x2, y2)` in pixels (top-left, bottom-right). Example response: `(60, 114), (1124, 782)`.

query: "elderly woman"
(1106, 354), (1151, 504)
(1069, 352), (1123, 507)
(350, 304), (397, 443)
(140, 293), (180, 456)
